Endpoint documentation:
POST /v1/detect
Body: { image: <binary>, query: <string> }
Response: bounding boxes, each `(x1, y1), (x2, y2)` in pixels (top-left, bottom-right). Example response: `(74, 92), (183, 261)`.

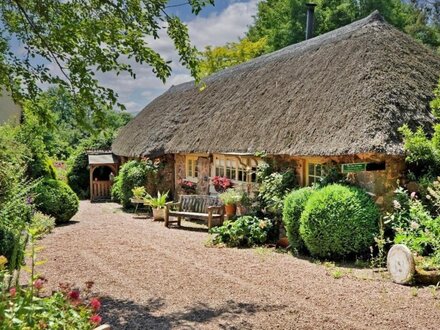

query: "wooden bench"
(164, 195), (224, 229)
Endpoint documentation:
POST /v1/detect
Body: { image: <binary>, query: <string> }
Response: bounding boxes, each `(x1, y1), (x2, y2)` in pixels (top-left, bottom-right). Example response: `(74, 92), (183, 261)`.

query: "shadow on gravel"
(56, 220), (80, 227)
(100, 296), (286, 330)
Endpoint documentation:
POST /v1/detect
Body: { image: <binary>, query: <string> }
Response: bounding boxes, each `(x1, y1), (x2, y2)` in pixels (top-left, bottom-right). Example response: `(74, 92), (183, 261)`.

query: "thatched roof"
(112, 11), (440, 158)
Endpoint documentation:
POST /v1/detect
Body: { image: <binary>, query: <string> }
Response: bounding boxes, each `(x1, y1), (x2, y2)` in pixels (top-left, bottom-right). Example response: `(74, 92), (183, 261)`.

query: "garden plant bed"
(33, 201), (440, 330)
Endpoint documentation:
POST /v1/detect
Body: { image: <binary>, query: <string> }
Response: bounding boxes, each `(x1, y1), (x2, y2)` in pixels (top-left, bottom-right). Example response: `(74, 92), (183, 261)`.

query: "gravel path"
(35, 201), (440, 330)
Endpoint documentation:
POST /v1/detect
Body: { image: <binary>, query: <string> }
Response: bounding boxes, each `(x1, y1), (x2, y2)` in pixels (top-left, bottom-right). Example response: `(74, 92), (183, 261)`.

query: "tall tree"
(199, 38), (267, 77)
(247, 0), (439, 53)
(0, 0), (213, 125)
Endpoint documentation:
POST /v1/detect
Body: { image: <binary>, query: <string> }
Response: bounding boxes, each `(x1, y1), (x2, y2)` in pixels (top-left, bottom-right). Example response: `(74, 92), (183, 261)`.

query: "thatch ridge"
(112, 11), (440, 158)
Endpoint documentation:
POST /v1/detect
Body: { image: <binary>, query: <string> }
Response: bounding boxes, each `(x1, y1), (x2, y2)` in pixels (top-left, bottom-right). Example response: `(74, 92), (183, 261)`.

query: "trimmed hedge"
(282, 187), (314, 252)
(300, 184), (379, 259)
(34, 179), (79, 223)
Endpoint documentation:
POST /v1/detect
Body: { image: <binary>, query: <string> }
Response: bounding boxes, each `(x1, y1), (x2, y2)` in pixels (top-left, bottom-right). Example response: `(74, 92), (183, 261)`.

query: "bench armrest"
(207, 205), (224, 215)
(166, 201), (181, 211)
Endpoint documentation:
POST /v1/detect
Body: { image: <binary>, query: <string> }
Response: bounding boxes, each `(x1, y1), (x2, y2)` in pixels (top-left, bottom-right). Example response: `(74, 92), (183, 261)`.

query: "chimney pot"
(305, 3), (317, 40)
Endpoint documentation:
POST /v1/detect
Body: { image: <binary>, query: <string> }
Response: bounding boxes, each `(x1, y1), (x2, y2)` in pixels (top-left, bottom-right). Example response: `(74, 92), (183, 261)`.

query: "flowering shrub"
(0, 257), (103, 329)
(179, 179), (197, 194)
(211, 176), (233, 193)
(386, 187), (440, 266)
(209, 216), (273, 247)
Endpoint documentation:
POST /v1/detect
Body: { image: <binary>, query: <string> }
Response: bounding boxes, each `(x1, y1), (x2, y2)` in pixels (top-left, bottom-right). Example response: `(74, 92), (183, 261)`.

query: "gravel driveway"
(35, 201), (440, 330)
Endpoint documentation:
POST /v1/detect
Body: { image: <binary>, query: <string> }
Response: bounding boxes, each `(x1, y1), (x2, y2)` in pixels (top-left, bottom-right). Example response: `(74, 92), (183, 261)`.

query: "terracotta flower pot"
(224, 204), (236, 219)
(152, 208), (165, 221)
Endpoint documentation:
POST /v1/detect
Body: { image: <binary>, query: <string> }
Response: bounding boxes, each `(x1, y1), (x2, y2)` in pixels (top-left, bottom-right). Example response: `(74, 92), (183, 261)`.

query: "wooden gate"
(91, 180), (112, 201)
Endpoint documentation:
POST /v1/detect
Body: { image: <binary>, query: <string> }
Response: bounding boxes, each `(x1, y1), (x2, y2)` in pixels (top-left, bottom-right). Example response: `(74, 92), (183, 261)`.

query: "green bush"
(257, 166), (297, 213)
(300, 184), (379, 259)
(283, 187), (314, 252)
(111, 160), (153, 208)
(210, 216), (273, 247)
(30, 212), (56, 237)
(33, 179), (79, 223)
(386, 188), (440, 266)
(67, 149), (90, 199)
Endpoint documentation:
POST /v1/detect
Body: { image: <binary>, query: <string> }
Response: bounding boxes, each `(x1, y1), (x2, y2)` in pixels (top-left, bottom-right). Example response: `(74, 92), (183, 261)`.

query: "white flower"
(410, 221), (420, 230)
(393, 200), (401, 209)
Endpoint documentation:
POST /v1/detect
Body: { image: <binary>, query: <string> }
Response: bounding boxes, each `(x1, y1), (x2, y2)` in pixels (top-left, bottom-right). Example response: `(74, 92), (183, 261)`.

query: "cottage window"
(214, 155), (264, 183)
(186, 156), (198, 178)
(307, 163), (325, 185)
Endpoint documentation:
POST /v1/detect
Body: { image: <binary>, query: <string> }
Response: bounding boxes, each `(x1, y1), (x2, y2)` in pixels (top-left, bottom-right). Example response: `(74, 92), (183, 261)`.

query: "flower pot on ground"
(219, 189), (243, 220)
(224, 204), (237, 219)
(144, 191), (169, 221)
(152, 208), (165, 221)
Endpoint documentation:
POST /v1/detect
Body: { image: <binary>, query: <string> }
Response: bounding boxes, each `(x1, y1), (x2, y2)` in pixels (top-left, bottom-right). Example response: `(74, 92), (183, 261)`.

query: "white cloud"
(98, 0), (258, 115)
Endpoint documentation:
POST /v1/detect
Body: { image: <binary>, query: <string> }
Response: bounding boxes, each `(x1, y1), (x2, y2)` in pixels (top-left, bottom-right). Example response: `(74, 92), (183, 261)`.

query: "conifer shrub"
(300, 184), (379, 259)
(33, 179), (79, 223)
(282, 187), (314, 252)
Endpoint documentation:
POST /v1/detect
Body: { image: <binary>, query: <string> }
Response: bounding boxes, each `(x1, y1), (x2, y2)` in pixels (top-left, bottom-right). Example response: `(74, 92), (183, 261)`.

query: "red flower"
(9, 287), (16, 297)
(33, 279), (44, 290)
(68, 290), (80, 300)
(90, 314), (102, 326)
(90, 298), (101, 311)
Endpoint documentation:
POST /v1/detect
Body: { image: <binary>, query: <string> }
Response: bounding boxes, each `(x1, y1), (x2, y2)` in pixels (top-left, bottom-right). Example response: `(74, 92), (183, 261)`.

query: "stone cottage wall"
(174, 154), (211, 197)
(289, 154), (406, 210)
(174, 154), (186, 196)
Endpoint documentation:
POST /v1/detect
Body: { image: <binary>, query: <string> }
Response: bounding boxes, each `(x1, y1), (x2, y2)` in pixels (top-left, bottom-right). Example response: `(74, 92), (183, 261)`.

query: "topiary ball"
(300, 184), (379, 259)
(282, 187), (314, 252)
(33, 179), (79, 224)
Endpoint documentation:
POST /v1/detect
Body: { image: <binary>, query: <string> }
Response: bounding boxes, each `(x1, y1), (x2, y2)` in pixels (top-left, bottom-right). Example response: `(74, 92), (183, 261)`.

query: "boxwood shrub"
(300, 184), (379, 259)
(34, 179), (79, 224)
(282, 187), (314, 252)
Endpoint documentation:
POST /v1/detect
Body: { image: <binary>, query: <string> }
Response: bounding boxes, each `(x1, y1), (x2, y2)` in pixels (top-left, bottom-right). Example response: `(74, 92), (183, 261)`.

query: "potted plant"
(219, 189), (242, 219)
(130, 186), (146, 204)
(144, 191), (169, 221)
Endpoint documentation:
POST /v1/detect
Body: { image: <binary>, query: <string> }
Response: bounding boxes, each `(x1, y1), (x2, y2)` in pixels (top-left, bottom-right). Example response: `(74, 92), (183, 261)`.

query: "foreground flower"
(393, 200), (401, 210)
(90, 314), (102, 326)
(68, 290), (80, 300)
(90, 298), (101, 311)
(9, 287), (16, 297)
(33, 279), (44, 290)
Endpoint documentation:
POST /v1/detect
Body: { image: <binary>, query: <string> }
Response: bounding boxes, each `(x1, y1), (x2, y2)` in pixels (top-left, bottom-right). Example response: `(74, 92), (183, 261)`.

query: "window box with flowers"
(179, 179), (197, 194)
(211, 176), (233, 193)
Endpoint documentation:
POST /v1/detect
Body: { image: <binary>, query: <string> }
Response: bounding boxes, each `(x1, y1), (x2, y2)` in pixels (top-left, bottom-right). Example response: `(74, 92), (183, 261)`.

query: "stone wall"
(174, 154), (211, 196)
(289, 154), (406, 210)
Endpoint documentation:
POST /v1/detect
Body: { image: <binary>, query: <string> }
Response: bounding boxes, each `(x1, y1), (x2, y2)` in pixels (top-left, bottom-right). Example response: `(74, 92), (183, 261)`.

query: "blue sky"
(98, 0), (259, 114)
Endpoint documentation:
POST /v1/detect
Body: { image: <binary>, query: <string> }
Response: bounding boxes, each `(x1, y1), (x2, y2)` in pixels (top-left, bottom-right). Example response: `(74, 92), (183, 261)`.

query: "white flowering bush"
(386, 187), (440, 266)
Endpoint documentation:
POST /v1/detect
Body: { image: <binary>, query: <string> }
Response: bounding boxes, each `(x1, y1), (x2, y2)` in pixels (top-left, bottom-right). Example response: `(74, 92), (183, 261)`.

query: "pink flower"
(68, 290), (80, 300)
(90, 314), (102, 326)
(9, 287), (16, 297)
(90, 298), (101, 311)
(410, 192), (417, 199)
(33, 279), (44, 290)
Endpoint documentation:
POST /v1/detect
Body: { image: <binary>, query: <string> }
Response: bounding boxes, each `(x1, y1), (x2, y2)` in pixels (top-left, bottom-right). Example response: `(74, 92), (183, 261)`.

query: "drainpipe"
(305, 3), (317, 40)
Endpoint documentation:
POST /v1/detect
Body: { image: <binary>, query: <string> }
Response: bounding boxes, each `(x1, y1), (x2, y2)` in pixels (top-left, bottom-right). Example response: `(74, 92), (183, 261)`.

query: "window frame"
(185, 156), (199, 179)
(213, 155), (263, 184)
(306, 162), (325, 186)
